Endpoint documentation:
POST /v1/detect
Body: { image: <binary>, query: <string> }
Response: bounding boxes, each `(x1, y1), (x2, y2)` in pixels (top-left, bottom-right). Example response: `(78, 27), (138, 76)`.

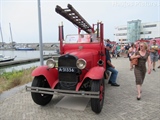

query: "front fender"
(84, 66), (105, 80)
(76, 66), (105, 91)
(32, 66), (58, 88)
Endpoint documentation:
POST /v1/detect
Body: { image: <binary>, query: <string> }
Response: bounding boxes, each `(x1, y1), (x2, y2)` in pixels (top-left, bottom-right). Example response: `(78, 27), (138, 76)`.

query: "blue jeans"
(107, 67), (118, 83)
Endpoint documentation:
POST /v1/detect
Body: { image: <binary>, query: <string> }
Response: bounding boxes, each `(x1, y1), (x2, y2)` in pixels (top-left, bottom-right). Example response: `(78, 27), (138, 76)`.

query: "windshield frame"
(64, 34), (99, 44)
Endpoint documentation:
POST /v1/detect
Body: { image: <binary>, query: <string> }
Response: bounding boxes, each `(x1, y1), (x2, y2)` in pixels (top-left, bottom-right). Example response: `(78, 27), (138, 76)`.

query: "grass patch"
(0, 67), (35, 93)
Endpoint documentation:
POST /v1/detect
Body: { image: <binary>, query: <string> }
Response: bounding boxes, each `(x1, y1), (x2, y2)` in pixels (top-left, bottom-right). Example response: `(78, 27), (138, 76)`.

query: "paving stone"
(0, 57), (160, 120)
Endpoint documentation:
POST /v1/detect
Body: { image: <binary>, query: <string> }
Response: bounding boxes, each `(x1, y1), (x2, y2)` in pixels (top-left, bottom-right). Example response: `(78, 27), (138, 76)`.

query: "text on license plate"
(58, 67), (76, 72)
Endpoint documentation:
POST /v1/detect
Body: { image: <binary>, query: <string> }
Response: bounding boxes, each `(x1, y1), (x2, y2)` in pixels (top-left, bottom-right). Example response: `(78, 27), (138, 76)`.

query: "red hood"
(64, 49), (98, 59)
(64, 49), (99, 69)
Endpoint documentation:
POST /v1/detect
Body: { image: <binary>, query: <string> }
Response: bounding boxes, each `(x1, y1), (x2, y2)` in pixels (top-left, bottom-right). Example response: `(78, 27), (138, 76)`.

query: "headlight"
(46, 59), (56, 68)
(76, 59), (86, 69)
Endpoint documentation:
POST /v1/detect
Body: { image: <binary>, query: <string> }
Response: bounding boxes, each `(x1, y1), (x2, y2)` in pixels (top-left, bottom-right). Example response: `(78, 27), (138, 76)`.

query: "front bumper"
(25, 86), (99, 98)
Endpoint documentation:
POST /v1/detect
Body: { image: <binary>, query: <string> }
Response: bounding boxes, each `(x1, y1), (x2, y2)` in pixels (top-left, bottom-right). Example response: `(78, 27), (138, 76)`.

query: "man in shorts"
(150, 40), (159, 71)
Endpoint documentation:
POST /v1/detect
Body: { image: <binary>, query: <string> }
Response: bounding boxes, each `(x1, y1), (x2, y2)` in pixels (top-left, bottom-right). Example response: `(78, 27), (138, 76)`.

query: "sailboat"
(15, 46), (36, 51)
(8, 23), (36, 51)
(0, 54), (16, 62)
(0, 23), (4, 48)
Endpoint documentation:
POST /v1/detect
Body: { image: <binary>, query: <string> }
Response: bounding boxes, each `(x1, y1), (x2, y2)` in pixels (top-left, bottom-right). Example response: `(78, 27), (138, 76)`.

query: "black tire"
(91, 77), (105, 114)
(31, 76), (53, 106)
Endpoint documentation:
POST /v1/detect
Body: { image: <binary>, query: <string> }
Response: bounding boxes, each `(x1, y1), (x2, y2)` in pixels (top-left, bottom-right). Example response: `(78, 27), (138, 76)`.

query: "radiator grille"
(58, 54), (78, 90)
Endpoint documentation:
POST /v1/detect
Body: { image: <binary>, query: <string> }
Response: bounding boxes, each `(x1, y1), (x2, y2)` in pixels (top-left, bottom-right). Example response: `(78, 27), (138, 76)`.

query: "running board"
(25, 86), (100, 98)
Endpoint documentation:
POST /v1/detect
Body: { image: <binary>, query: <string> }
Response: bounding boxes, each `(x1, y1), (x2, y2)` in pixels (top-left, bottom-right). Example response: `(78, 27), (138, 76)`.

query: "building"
(114, 20), (160, 44)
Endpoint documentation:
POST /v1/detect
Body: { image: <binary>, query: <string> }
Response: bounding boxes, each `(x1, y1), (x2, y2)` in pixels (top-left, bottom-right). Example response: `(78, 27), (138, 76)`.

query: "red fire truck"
(26, 4), (108, 114)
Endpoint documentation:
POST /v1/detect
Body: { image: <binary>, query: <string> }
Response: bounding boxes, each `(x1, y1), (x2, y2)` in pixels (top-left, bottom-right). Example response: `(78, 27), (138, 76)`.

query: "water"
(0, 50), (57, 74)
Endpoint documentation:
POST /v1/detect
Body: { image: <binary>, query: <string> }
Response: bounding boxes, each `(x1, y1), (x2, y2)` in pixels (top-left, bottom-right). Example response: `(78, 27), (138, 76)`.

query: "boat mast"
(9, 23), (13, 47)
(0, 23), (4, 47)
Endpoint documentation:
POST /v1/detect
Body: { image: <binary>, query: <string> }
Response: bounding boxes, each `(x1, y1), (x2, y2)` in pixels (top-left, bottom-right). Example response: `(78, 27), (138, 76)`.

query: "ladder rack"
(55, 4), (92, 34)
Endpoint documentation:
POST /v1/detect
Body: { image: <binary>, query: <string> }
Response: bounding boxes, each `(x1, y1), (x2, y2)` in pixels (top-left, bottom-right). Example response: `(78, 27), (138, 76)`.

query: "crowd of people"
(105, 39), (160, 100)
(105, 39), (160, 70)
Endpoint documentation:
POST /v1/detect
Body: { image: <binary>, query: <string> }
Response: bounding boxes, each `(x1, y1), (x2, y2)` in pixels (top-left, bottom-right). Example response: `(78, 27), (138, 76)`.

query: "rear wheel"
(91, 77), (105, 114)
(31, 76), (53, 106)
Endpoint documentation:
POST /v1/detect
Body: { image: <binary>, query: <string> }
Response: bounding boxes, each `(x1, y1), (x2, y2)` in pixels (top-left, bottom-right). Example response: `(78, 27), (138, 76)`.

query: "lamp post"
(37, 0), (44, 65)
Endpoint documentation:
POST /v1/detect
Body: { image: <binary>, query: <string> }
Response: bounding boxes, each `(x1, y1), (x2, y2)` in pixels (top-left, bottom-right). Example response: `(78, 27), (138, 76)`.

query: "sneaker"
(108, 81), (112, 84)
(111, 83), (120, 87)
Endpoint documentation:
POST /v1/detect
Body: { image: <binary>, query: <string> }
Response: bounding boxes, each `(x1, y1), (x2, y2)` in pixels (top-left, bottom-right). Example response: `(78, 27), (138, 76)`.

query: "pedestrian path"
(0, 57), (160, 120)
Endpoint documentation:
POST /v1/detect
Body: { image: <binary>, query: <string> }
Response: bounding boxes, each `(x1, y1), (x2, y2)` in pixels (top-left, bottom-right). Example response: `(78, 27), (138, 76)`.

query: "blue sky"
(0, 0), (160, 43)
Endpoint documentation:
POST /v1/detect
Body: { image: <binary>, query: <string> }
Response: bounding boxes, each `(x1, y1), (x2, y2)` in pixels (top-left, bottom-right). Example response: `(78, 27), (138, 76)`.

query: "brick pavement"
(0, 57), (160, 120)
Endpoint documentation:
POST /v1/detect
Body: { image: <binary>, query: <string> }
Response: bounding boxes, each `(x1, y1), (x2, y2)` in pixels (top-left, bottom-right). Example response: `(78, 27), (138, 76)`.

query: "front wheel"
(31, 76), (53, 106)
(91, 77), (105, 114)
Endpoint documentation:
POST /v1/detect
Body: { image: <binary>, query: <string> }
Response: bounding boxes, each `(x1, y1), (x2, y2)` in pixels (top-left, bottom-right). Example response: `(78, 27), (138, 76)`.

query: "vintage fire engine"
(26, 4), (108, 114)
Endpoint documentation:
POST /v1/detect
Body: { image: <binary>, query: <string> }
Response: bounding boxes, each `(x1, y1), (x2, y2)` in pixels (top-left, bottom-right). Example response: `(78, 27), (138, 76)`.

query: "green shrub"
(0, 67), (35, 93)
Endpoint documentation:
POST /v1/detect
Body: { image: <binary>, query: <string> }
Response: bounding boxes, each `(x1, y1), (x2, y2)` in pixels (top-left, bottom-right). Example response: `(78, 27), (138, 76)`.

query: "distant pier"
(0, 55), (59, 67)
(0, 43), (60, 51)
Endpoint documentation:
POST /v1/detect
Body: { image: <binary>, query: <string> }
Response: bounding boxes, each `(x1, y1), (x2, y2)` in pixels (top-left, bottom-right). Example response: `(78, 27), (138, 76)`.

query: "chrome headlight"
(76, 59), (86, 69)
(46, 59), (56, 68)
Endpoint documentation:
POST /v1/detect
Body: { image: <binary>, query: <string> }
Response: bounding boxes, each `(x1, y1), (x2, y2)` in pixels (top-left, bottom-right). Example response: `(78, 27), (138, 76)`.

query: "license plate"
(58, 67), (76, 73)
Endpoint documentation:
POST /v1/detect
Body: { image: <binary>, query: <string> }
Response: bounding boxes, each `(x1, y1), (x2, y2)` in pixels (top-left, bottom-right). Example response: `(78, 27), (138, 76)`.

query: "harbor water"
(0, 50), (57, 74)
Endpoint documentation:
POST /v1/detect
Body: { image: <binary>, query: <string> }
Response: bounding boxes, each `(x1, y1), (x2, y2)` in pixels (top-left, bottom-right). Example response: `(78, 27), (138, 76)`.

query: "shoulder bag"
(131, 51), (139, 65)
(131, 58), (138, 65)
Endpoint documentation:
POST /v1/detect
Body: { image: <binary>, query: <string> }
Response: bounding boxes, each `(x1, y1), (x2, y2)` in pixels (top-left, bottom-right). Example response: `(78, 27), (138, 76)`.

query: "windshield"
(64, 34), (99, 43)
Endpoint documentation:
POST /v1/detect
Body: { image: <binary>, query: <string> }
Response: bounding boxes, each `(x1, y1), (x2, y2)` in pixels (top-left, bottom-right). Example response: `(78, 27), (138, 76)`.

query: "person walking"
(106, 44), (120, 87)
(157, 44), (160, 68)
(128, 43), (136, 70)
(130, 42), (151, 100)
(124, 44), (130, 58)
(113, 43), (120, 59)
(149, 40), (159, 71)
